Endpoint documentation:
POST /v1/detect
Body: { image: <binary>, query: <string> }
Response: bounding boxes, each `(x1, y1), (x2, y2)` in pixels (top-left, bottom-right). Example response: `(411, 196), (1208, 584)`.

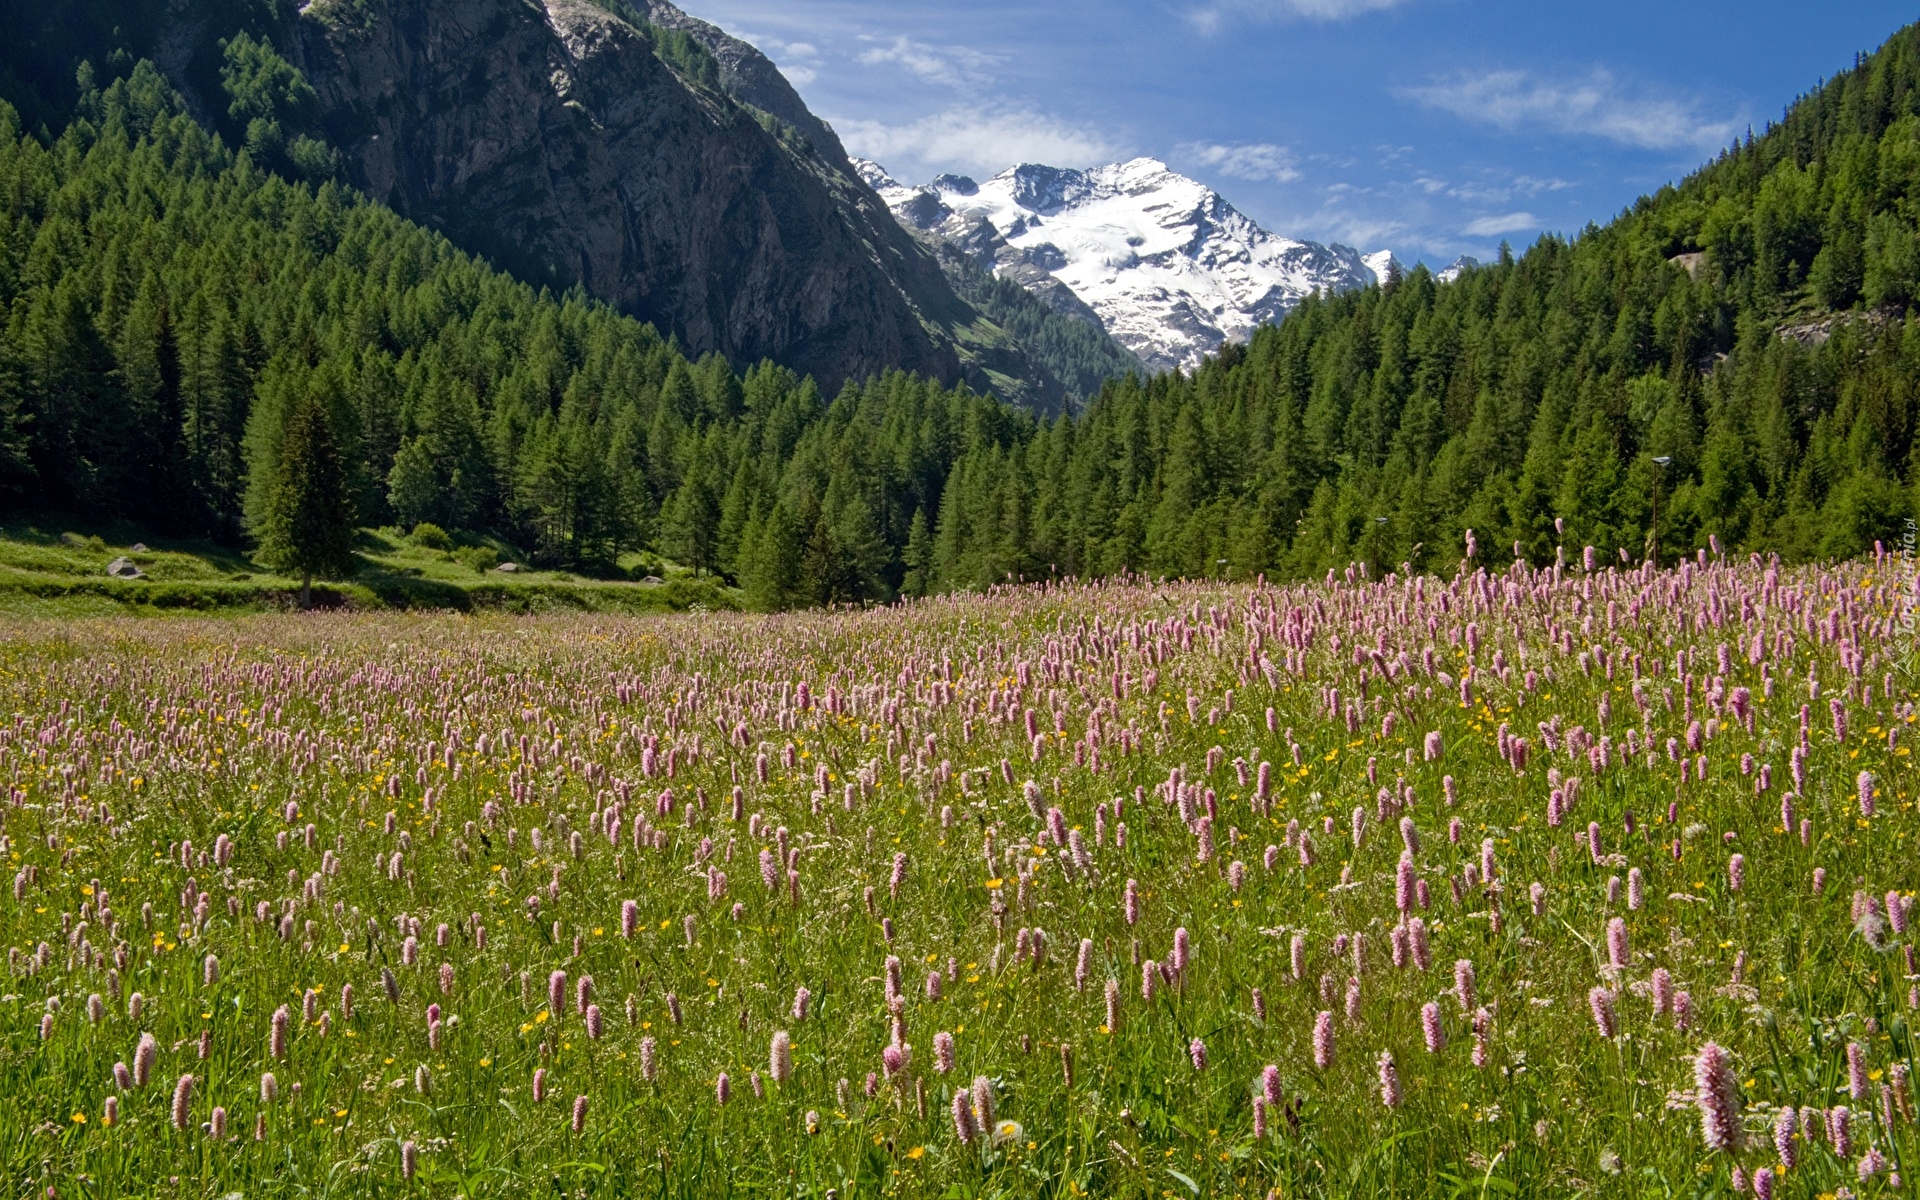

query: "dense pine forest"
(5, 26), (1920, 608)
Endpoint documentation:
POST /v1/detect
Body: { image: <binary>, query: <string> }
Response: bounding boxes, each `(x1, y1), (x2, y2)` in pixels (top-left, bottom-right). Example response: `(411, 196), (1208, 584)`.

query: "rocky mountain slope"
(859, 158), (1391, 373)
(293, 0), (983, 395)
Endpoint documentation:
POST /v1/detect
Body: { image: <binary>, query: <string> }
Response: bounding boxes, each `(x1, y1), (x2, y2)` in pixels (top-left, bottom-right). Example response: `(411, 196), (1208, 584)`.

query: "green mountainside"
(4, 25), (1920, 609)
(1009, 28), (1920, 581)
(0, 66), (1033, 608)
(936, 250), (1146, 406)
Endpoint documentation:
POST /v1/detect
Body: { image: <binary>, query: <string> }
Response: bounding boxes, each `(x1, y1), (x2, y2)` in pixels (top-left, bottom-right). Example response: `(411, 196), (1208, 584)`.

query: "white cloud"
(1399, 69), (1739, 151)
(1319, 212), (1411, 249)
(1259, 0), (1410, 15)
(1190, 0), (1412, 33)
(1181, 141), (1300, 183)
(1436, 173), (1573, 204)
(855, 36), (998, 88)
(782, 66), (818, 86)
(835, 108), (1122, 177)
(743, 33), (818, 60)
(1261, 165), (1558, 263)
(1462, 211), (1538, 237)
(1512, 175), (1573, 196)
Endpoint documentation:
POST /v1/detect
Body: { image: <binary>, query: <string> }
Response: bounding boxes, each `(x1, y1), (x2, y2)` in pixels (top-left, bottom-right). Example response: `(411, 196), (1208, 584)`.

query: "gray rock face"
(291, 0), (971, 391)
(633, 0), (847, 166)
(106, 557), (146, 579)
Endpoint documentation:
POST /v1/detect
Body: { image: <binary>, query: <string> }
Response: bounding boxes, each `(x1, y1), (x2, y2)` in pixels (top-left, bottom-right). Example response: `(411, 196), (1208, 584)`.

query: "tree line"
(6, 27), (1920, 609)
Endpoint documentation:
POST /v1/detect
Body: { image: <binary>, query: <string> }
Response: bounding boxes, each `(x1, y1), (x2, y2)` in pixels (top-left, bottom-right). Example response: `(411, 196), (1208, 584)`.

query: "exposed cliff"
(633, 0), (852, 167)
(288, 0), (977, 393)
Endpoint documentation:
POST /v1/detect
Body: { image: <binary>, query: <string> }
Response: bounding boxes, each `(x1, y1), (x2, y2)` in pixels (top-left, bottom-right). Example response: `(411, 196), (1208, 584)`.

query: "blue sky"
(678, 0), (1917, 268)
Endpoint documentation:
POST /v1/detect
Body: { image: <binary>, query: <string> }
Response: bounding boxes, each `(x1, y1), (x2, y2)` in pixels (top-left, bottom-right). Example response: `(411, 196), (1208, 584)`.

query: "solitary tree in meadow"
(254, 393), (356, 609)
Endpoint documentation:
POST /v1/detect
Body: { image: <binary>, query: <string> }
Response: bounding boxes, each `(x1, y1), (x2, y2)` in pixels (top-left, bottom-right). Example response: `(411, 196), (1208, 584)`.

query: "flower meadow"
(5, 551), (1920, 1199)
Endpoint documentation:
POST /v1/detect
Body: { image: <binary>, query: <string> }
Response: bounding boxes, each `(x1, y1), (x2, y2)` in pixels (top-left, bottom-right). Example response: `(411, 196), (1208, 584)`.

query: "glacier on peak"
(858, 156), (1394, 373)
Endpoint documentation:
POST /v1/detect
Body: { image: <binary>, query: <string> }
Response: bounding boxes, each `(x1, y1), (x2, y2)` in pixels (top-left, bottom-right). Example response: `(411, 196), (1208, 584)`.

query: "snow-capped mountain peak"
(860, 157), (1393, 373)
(851, 158), (899, 192)
(1363, 250), (1403, 286)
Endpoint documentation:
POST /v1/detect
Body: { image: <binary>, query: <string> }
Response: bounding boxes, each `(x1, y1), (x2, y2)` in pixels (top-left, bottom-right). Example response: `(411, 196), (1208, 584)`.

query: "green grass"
(0, 558), (1915, 1198)
(0, 523), (738, 615)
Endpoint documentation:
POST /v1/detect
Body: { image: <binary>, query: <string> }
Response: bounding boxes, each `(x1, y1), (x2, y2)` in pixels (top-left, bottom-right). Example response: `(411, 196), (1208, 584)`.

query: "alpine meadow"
(7, 555), (1920, 1198)
(3, 2), (1920, 1198)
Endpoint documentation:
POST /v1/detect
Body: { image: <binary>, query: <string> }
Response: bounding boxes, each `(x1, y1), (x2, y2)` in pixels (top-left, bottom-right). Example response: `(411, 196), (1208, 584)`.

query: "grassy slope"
(0, 525), (739, 616)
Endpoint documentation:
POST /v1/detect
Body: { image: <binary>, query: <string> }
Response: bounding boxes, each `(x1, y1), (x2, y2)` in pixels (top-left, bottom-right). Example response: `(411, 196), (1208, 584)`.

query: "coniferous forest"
(7, 27), (1920, 608)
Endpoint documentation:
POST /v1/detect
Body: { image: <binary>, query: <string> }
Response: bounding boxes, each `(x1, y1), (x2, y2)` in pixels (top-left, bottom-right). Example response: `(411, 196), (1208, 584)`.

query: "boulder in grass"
(129, 543), (149, 552)
(106, 557), (146, 580)
(495, 562), (521, 573)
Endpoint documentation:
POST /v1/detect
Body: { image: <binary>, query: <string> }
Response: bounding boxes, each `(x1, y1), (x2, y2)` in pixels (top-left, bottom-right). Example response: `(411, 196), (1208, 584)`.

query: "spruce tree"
(255, 393), (356, 608)
(742, 502), (802, 612)
(800, 514), (860, 607)
(386, 437), (439, 529)
(0, 321), (33, 501)
(606, 403), (657, 557)
(183, 309), (251, 526)
(25, 277), (122, 510)
(822, 475), (887, 601)
(714, 460), (756, 580)
(658, 446), (722, 576)
(901, 508), (933, 598)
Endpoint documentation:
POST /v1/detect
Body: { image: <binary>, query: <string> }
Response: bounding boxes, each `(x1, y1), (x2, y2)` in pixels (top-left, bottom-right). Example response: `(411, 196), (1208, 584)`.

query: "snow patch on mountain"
(852, 159), (899, 192)
(1363, 250), (1403, 286)
(858, 157), (1392, 373)
(1436, 255), (1481, 283)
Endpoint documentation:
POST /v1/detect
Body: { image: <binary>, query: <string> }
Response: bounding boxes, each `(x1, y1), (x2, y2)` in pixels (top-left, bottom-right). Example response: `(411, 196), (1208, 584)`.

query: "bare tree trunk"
(302, 571), (313, 611)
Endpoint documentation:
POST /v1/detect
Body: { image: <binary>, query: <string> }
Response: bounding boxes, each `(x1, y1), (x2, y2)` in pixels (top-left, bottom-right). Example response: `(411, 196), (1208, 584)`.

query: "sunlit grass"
(2, 555), (1915, 1197)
